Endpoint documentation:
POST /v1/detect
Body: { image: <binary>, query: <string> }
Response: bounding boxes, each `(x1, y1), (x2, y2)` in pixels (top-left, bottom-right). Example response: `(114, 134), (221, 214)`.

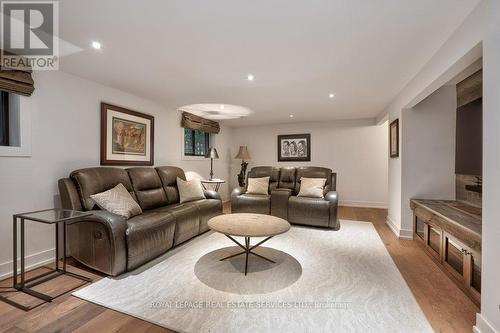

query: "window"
(184, 128), (209, 156)
(0, 91), (9, 146)
(0, 92), (29, 156)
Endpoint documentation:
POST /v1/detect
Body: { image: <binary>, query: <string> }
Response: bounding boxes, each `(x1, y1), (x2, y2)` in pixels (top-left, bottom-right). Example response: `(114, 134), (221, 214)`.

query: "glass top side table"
(201, 179), (226, 192)
(7, 208), (93, 310)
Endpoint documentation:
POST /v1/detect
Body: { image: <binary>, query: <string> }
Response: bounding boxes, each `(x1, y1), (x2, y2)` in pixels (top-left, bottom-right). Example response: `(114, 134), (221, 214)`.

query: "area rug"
(73, 220), (433, 333)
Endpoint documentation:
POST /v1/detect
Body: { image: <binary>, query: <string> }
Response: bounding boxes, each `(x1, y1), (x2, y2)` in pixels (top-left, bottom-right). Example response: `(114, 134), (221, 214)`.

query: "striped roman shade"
(0, 51), (35, 96)
(181, 112), (220, 134)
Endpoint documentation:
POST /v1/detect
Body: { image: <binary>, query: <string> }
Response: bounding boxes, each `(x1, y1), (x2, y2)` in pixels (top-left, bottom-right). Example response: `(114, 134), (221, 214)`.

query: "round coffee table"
(208, 213), (290, 275)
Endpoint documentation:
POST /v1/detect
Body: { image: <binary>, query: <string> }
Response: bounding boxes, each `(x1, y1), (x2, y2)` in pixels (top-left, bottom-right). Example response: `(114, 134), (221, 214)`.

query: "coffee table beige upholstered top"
(208, 213), (291, 275)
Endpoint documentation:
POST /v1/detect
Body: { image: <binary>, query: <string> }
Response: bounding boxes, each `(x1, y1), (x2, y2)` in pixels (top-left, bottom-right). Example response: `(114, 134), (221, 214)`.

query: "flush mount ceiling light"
(329, 93), (335, 98)
(247, 74), (254, 81)
(91, 41), (102, 49)
(289, 114), (294, 118)
(178, 104), (254, 120)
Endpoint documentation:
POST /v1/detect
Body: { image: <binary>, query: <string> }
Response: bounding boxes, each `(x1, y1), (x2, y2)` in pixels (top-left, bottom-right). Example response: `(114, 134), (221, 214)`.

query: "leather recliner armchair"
(231, 166), (339, 229)
(58, 166), (223, 276)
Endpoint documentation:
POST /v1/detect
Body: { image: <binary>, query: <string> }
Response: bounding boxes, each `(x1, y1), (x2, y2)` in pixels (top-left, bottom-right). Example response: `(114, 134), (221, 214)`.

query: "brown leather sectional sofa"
(58, 166), (222, 276)
(231, 166), (339, 229)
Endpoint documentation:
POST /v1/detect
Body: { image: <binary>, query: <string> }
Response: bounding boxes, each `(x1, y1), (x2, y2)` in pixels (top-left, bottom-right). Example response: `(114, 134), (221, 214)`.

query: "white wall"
(0, 70), (233, 278)
(380, 1), (500, 331)
(230, 119), (388, 208)
(397, 86), (457, 238)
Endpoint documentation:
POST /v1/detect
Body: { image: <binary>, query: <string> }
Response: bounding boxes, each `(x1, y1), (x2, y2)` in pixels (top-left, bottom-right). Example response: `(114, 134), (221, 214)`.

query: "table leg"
(55, 222), (59, 271)
(63, 221), (67, 272)
(12, 216), (17, 287)
(244, 237), (250, 275)
(220, 235), (276, 275)
(20, 218), (25, 287)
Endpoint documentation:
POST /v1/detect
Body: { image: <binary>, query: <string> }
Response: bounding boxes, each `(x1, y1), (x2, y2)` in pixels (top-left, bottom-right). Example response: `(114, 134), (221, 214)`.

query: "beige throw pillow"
(246, 176), (270, 195)
(90, 183), (142, 219)
(297, 177), (327, 198)
(177, 177), (206, 203)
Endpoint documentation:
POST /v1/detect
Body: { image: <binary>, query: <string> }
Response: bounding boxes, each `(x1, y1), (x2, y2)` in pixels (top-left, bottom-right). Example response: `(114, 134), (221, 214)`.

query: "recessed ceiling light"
(247, 74), (254, 81)
(329, 93), (335, 98)
(91, 41), (102, 50)
(220, 104), (225, 110)
(289, 114), (294, 118)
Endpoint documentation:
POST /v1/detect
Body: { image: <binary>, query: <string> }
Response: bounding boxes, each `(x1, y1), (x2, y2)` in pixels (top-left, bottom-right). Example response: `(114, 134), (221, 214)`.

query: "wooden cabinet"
(411, 199), (481, 306)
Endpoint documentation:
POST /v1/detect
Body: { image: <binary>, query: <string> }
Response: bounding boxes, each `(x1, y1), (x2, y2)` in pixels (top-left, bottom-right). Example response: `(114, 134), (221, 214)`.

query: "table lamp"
(205, 147), (219, 180)
(235, 146), (251, 187)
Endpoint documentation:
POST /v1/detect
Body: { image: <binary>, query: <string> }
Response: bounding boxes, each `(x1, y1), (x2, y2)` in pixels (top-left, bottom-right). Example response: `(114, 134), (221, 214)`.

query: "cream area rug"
(73, 220), (433, 333)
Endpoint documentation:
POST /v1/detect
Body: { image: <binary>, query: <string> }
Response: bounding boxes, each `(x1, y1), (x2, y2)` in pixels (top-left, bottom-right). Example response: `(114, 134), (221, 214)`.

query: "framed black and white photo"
(277, 133), (311, 162)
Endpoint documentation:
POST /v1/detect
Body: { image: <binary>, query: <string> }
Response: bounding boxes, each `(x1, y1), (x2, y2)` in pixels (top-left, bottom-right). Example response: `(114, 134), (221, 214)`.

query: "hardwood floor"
(0, 206), (478, 333)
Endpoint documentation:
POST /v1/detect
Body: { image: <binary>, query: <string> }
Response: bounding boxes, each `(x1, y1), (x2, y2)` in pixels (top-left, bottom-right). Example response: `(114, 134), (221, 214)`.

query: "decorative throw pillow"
(297, 177), (327, 198)
(90, 183), (142, 219)
(246, 176), (270, 195)
(177, 177), (206, 203)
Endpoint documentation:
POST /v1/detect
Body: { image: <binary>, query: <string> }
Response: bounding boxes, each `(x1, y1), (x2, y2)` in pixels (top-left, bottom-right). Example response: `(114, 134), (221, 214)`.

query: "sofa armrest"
(68, 210), (128, 276)
(204, 190), (221, 201)
(231, 187), (245, 212)
(325, 191), (340, 230)
(325, 191), (338, 205)
(271, 188), (292, 220)
(231, 187), (245, 199)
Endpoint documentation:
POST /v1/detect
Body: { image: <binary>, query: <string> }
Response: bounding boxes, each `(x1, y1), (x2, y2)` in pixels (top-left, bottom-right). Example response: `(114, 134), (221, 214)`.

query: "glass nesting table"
(5, 209), (93, 310)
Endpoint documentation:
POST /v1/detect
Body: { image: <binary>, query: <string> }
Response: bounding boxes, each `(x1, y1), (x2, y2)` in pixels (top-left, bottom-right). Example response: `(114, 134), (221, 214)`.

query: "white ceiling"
(58, 0), (479, 127)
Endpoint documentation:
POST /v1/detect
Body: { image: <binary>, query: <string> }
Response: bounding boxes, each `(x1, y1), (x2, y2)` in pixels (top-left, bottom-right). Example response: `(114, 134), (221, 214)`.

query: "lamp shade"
(235, 146), (250, 160)
(205, 147), (219, 159)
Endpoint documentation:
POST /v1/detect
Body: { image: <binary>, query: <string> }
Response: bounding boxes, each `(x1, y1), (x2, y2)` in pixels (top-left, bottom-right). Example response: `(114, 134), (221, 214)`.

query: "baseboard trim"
(474, 313), (498, 333)
(385, 216), (413, 240)
(339, 200), (388, 209)
(0, 248), (55, 280)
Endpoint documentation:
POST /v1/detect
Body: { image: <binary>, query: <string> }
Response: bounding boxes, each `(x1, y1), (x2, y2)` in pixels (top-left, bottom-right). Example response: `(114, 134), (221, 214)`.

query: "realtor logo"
(1, 0), (59, 70)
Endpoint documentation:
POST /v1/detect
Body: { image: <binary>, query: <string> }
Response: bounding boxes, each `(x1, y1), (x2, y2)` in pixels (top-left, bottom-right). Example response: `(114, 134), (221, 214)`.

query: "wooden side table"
(2, 208), (93, 310)
(201, 179), (225, 192)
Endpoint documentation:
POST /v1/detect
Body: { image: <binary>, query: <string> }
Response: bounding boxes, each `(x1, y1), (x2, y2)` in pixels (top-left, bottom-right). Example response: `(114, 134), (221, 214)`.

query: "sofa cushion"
(297, 177), (327, 198)
(295, 167), (332, 194)
(90, 183), (142, 219)
(246, 176), (270, 195)
(126, 211), (176, 270)
(127, 167), (168, 210)
(156, 166), (186, 204)
(71, 167), (135, 211)
(177, 177), (205, 203)
(246, 166), (280, 192)
(154, 202), (201, 246)
(232, 193), (270, 214)
(288, 196), (330, 227)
